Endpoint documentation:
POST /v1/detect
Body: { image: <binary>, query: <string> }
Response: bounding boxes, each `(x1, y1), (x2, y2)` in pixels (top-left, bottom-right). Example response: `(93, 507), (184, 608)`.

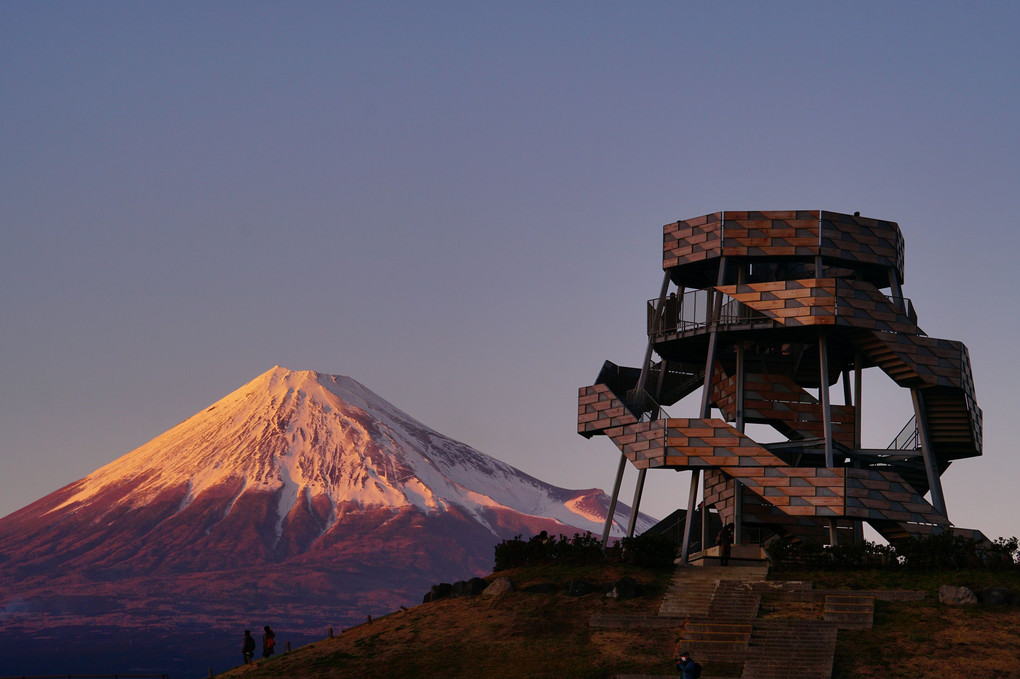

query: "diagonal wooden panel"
(592, 412), (952, 535)
(577, 384), (639, 436)
(663, 212), (722, 268)
(710, 363), (855, 447)
(660, 211), (904, 280)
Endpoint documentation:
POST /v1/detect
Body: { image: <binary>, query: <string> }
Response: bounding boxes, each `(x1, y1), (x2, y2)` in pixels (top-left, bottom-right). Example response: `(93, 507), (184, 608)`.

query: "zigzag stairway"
(594, 562), (911, 679)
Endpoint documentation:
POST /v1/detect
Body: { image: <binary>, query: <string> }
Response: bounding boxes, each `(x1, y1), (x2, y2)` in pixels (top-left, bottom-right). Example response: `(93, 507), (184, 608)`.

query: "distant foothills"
(0, 366), (653, 677)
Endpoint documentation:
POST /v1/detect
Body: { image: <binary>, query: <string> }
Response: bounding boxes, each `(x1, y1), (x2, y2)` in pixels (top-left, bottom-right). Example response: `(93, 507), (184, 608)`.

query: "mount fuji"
(0, 366), (652, 676)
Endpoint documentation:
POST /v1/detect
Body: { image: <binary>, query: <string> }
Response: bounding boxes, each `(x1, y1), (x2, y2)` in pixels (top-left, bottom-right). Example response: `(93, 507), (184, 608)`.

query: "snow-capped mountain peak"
(46, 366), (650, 540)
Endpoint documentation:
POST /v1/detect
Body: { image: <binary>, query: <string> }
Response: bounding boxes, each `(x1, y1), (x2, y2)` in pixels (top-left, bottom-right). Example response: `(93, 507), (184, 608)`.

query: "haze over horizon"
(3, 3), (1019, 541)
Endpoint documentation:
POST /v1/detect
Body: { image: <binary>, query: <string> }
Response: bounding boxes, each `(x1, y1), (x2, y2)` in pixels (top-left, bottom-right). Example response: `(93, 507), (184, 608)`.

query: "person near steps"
(717, 522), (734, 566)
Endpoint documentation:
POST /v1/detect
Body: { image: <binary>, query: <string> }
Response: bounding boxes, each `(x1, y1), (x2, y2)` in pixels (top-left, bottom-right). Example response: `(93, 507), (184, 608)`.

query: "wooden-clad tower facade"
(579, 210), (986, 559)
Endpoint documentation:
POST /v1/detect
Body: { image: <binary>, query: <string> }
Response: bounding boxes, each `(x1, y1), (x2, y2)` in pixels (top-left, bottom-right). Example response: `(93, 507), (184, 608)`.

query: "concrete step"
(677, 565), (770, 581)
(823, 594), (874, 629)
(589, 614), (687, 629)
(678, 621), (754, 660)
(612, 672), (734, 676)
(742, 620), (838, 679)
(709, 581), (762, 622)
(659, 578), (718, 617)
(773, 588), (923, 603)
(658, 564), (769, 618)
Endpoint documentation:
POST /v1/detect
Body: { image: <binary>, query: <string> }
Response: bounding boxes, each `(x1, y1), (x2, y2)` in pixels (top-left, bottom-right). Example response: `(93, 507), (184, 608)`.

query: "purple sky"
(3, 2), (1018, 541)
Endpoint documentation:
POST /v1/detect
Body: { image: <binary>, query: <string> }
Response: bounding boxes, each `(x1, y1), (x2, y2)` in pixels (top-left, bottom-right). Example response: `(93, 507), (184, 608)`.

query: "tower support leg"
(602, 272), (671, 549)
(679, 470), (701, 564)
(626, 468), (647, 538)
(912, 389), (948, 517)
(819, 333), (834, 467)
(699, 258), (728, 419)
(600, 454), (628, 548)
(733, 480), (743, 545)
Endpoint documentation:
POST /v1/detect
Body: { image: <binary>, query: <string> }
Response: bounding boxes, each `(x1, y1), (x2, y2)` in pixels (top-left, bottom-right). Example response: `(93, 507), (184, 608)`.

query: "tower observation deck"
(578, 210), (986, 559)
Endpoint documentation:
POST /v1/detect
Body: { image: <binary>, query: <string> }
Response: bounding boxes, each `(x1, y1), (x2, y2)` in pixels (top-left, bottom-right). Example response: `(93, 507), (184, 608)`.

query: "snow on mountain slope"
(46, 366), (653, 539)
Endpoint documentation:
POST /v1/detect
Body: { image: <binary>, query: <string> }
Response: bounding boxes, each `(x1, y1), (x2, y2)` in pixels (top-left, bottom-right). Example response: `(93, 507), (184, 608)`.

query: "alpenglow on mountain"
(0, 366), (652, 677)
(44, 366), (639, 542)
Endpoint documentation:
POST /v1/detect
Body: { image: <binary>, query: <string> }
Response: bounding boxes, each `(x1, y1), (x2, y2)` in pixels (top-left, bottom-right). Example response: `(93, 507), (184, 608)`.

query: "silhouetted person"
(242, 629), (256, 664)
(262, 625), (276, 658)
(717, 522), (734, 566)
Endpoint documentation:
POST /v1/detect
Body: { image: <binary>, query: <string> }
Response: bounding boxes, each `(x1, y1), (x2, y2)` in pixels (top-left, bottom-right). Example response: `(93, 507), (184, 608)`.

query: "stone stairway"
(680, 620), (754, 661)
(709, 580), (765, 621)
(741, 620), (838, 679)
(823, 594), (875, 629)
(595, 564), (770, 678)
(668, 567), (765, 663)
(596, 562), (877, 679)
(658, 575), (717, 618)
(658, 565), (769, 618)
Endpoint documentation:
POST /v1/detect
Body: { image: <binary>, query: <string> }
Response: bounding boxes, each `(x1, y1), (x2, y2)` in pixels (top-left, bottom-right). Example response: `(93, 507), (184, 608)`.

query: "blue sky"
(2, 2), (1018, 541)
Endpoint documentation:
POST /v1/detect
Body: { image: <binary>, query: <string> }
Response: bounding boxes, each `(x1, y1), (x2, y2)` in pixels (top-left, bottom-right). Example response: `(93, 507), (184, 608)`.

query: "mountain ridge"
(28, 366), (623, 540)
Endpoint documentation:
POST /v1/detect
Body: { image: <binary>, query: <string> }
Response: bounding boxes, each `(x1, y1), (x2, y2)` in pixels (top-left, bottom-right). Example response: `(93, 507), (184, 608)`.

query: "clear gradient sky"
(2, 2), (1018, 541)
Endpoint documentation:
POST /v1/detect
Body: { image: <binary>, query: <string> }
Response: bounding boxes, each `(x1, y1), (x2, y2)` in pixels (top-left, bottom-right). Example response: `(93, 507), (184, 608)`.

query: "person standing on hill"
(262, 625), (276, 658)
(241, 630), (256, 664)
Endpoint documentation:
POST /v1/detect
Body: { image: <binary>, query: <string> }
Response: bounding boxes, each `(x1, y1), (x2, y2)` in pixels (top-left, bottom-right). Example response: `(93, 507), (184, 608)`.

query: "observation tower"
(578, 210), (987, 561)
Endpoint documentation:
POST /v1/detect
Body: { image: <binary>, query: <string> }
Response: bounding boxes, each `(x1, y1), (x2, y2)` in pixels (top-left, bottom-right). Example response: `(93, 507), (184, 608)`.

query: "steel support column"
(819, 333), (834, 466)
(600, 454), (628, 547)
(819, 333), (837, 545)
(912, 389), (948, 517)
(854, 352), (863, 449)
(733, 480), (743, 545)
(625, 469), (647, 538)
(701, 494), (709, 553)
(679, 470), (700, 564)
(888, 269), (907, 313)
(601, 271), (672, 549)
(699, 258), (727, 419)
(735, 340), (746, 433)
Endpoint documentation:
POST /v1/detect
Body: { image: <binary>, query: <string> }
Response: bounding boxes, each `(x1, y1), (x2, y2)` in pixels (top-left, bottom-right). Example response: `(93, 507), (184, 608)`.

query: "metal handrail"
(647, 289), (769, 336)
(623, 387), (672, 423)
(888, 415), (919, 450)
(649, 286), (917, 338)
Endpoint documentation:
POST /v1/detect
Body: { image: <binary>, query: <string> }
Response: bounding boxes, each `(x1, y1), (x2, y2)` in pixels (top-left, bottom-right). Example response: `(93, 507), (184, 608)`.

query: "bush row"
(767, 534), (1020, 571)
(492, 531), (676, 571)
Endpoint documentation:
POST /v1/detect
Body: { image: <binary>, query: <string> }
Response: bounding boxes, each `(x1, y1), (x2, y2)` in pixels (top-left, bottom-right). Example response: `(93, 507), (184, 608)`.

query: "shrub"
(493, 531), (606, 571)
(620, 532), (676, 569)
(768, 534), (1019, 572)
(766, 539), (832, 569)
(892, 533), (983, 570)
(989, 536), (1020, 567)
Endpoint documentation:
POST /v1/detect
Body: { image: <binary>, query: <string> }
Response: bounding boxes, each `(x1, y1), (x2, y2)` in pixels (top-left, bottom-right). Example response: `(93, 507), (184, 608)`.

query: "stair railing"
(887, 415), (920, 450)
(647, 289), (769, 338)
(624, 387), (672, 423)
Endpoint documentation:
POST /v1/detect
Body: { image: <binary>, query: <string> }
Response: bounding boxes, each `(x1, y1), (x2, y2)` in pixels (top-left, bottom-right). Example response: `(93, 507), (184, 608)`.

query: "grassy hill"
(214, 562), (1020, 679)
